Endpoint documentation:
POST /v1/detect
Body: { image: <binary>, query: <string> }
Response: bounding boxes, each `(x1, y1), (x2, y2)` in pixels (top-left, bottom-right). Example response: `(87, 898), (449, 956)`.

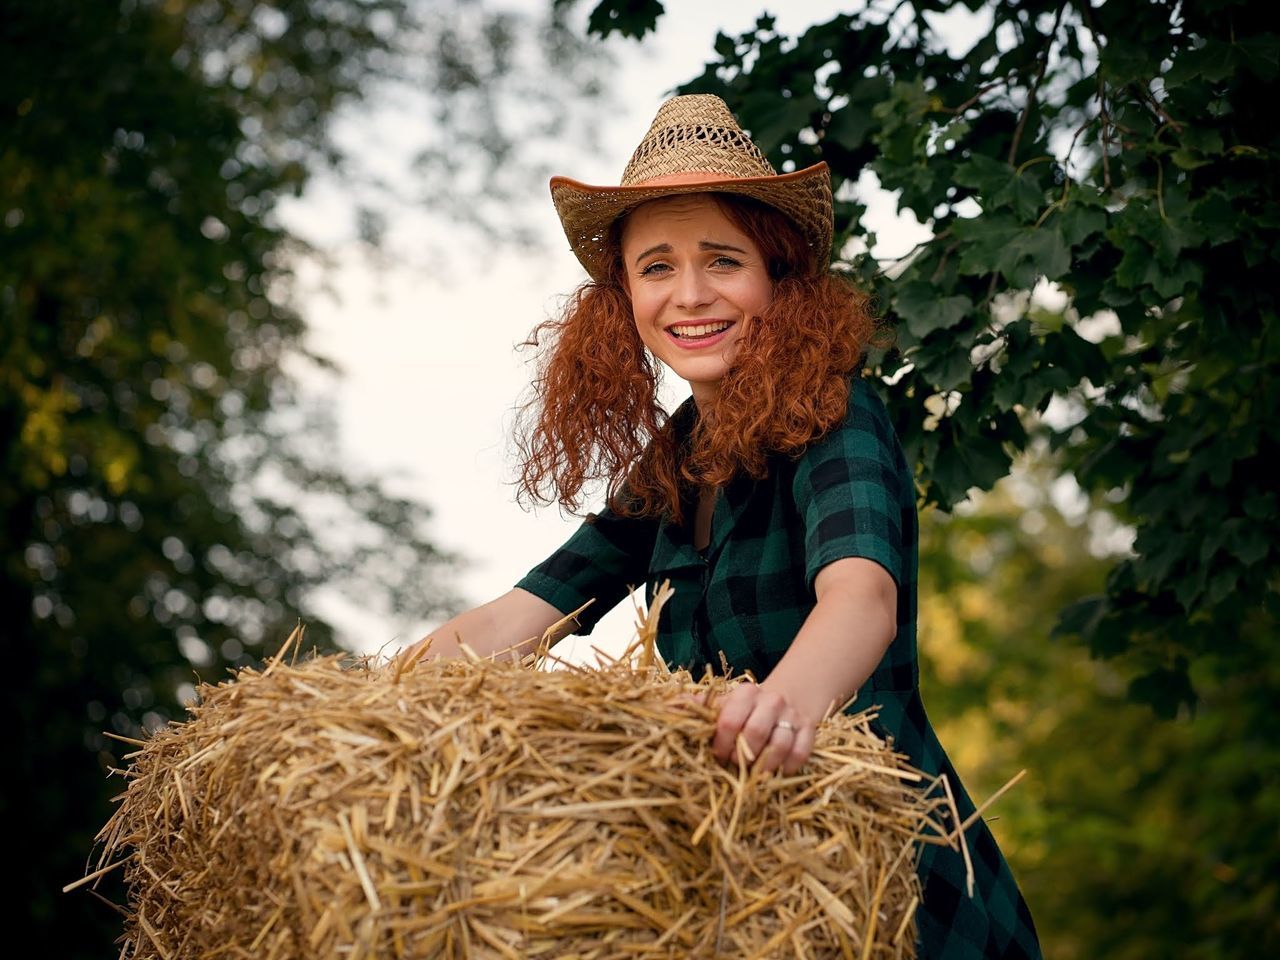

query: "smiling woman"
(518, 184), (874, 527)
(621, 195), (777, 406)
(407, 94), (1043, 959)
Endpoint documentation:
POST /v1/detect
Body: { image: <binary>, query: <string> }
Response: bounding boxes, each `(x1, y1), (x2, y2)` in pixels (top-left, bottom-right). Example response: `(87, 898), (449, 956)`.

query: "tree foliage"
(585, 0), (1279, 715)
(1, 1), (601, 954)
(915, 456), (1279, 958)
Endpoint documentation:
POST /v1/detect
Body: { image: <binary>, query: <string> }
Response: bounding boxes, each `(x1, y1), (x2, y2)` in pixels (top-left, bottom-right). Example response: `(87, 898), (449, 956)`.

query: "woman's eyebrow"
(633, 240), (749, 266)
(633, 243), (672, 265)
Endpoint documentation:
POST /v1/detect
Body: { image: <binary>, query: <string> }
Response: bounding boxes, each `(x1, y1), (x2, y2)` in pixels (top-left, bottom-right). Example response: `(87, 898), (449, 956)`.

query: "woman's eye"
(639, 262), (670, 276)
(712, 256), (741, 268)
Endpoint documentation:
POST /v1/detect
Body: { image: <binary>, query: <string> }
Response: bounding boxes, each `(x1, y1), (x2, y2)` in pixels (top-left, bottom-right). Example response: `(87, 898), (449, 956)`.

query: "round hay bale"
(87, 618), (957, 958)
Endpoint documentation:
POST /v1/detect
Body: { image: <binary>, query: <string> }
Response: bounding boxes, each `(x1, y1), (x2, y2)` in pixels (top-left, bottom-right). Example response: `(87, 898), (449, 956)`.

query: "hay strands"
(81, 584), (1018, 959)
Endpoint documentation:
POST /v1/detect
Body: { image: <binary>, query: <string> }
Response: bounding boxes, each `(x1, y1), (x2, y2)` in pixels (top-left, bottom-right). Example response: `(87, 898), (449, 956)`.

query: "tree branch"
(1007, 5), (1068, 164)
(944, 77), (1011, 115)
(1132, 82), (1184, 133)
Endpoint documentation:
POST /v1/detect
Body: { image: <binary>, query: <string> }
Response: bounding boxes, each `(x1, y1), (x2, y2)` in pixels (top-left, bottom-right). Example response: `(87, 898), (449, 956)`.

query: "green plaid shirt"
(517, 377), (1041, 959)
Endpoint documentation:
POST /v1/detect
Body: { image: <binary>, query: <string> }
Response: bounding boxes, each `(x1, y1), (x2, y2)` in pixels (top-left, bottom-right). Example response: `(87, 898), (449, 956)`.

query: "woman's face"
(619, 195), (773, 408)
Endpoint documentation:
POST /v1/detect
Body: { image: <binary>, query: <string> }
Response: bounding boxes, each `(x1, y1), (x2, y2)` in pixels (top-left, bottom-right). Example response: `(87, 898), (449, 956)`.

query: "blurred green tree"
(0, 0), (602, 954)
(916, 454), (1279, 957)
(574, 0), (1280, 716)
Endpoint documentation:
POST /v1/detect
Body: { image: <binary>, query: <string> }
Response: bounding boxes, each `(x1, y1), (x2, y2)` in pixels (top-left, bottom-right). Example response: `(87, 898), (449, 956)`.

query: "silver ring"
(773, 720), (796, 733)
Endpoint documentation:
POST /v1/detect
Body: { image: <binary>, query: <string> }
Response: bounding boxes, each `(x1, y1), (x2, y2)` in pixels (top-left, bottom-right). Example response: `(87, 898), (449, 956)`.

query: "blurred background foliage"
(4, 0), (1277, 957)
(1, 0), (602, 952)
(917, 451), (1279, 957)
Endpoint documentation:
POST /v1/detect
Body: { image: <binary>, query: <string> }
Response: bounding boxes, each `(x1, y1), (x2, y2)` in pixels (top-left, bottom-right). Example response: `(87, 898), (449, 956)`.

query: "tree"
(915, 455), (1279, 957)
(0, 1), (602, 954)
(580, 0), (1279, 716)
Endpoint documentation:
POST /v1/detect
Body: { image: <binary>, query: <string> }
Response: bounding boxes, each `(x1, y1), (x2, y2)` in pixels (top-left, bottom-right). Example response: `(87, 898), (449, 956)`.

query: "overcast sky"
(276, 3), (978, 660)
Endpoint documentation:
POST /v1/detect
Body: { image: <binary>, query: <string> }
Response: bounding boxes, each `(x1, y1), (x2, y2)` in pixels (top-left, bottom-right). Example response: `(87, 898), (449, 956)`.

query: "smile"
(665, 320), (735, 347)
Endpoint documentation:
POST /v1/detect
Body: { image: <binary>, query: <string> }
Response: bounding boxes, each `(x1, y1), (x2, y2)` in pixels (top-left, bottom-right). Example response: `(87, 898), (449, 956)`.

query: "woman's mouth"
(665, 320), (735, 348)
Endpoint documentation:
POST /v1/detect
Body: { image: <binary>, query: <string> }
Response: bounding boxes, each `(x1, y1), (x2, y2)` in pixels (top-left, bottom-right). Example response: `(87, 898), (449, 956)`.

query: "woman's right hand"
(711, 681), (816, 776)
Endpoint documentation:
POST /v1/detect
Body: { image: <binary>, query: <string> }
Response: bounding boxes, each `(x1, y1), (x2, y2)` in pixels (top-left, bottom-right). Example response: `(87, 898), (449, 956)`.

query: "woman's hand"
(711, 682), (815, 775)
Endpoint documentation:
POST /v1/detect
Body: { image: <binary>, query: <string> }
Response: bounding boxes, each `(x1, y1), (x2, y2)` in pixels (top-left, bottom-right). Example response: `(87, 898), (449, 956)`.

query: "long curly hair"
(515, 193), (883, 524)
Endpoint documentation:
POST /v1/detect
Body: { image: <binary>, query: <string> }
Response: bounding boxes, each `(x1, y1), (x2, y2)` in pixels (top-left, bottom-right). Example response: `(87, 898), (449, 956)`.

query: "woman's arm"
(405, 497), (658, 667)
(404, 588), (574, 663)
(711, 556), (897, 774)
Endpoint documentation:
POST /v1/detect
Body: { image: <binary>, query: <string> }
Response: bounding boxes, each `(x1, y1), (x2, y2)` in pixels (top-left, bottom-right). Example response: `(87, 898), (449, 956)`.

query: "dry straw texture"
(83, 595), (964, 959)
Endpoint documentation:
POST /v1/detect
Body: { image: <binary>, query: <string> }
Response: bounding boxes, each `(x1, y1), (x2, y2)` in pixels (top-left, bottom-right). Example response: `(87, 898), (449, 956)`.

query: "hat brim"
(550, 162), (833, 283)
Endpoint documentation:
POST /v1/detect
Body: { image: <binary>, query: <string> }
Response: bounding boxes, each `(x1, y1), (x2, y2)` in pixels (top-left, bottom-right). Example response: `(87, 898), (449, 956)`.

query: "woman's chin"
(670, 362), (730, 394)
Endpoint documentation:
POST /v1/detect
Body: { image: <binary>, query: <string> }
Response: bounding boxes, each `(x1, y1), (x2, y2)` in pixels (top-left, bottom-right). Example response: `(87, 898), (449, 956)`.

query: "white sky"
(277, 2), (960, 659)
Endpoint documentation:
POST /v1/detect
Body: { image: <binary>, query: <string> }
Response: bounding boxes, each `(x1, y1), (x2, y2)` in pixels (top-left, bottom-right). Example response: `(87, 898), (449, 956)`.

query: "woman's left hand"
(711, 682), (815, 775)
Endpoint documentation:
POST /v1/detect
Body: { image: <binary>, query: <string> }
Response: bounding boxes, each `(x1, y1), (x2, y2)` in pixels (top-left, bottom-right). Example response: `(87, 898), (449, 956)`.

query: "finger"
(736, 690), (785, 768)
(757, 718), (797, 774)
(782, 722), (816, 776)
(711, 685), (758, 763)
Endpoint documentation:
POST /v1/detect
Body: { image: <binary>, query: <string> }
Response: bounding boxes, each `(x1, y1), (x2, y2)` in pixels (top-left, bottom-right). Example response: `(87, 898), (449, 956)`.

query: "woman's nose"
(673, 269), (714, 311)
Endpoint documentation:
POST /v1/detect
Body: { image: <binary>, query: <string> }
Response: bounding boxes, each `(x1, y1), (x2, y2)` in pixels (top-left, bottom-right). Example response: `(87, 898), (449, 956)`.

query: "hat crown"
(620, 94), (777, 186)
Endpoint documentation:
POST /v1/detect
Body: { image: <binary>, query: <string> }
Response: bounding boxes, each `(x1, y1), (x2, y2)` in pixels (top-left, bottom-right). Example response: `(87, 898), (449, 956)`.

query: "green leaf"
(1199, 524), (1229, 565)
(1207, 568), (1239, 605)
(893, 281), (973, 338)
(1020, 228), (1071, 280)
(992, 370), (1025, 412)
(1236, 528), (1269, 566)
(1103, 46), (1164, 86)
(742, 90), (820, 156)
(1174, 562), (1209, 610)
(1128, 665), (1196, 719)
(1181, 126), (1224, 155)
(925, 348), (974, 392)
(1196, 191), (1240, 246)
(1242, 492), (1275, 520)
(1059, 204), (1107, 245)
(1052, 595), (1106, 641)
(1164, 38), (1236, 86)
(992, 169), (1045, 221)
(955, 217), (1071, 286)
(932, 420), (1011, 504)
(1171, 148), (1210, 170)
(1237, 34), (1280, 81)
(585, 0), (664, 39)
(1047, 325), (1109, 383)
(1147, 256), (1204, 299)
(828, 103), (876, 151)
(1154, 216), (1204, 264)
(930, 443), (974, 505)
(953, 214), (1021, 277)
(954, 154), (1014, 196)
(1133, 536), (1180, 589)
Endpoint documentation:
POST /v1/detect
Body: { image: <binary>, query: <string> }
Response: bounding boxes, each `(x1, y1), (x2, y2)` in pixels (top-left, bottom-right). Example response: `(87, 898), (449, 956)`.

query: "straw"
(80, 593), (974, 959)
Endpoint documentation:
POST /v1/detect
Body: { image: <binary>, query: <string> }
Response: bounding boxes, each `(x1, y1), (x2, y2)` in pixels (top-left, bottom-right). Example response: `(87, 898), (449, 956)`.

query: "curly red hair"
(515, 194), (883, 524)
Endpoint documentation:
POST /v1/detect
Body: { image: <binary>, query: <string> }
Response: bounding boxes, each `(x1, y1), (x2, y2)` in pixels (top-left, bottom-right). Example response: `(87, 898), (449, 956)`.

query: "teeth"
(671, 322), (732, 339)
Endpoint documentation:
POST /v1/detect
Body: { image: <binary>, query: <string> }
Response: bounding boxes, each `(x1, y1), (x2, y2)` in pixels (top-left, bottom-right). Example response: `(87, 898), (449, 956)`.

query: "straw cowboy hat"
(550, 94), (833, 283)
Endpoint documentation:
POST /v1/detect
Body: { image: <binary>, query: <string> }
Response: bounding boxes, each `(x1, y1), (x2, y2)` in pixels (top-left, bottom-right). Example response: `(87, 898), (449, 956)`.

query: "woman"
(420, 94), (1041, 959)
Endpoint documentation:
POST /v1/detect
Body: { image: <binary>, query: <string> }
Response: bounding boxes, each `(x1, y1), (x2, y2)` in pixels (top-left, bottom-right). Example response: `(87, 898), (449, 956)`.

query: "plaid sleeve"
(791, 378), (907, 592)
(515, 504), (659, 635)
